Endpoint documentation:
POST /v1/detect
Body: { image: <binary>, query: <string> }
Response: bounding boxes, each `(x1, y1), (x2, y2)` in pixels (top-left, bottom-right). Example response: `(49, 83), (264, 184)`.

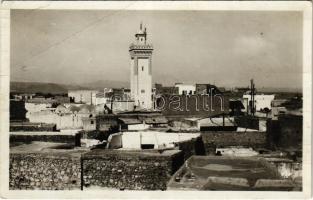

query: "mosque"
(129, 23), (153, 110)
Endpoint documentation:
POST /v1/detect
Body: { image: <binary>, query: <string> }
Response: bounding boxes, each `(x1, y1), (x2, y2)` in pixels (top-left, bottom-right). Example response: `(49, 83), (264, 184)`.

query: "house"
(26, 104), (97, 130)
(106, 101), (135, 113)
(107, 131), (200, 150)
(155, 83), (179, 95)
(175, 83), (196, 95)
(25, 101), (54, 113)
(82, 116), (96, 131)
(96, 114), (119, 132)
(12, 93), (35, 101)
(243, 94), (275, 112)
(118, 117), (150, 131)
(143, 116), (168, 127)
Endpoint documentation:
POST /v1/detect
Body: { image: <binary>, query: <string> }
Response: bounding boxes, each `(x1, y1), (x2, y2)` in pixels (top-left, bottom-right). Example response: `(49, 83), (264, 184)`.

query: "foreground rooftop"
(167, 155), (297, 191)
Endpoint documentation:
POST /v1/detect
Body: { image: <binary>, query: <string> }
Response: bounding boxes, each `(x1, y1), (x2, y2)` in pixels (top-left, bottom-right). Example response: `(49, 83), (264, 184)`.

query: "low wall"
(201, 131), (267, 154)
(82, 149), (183, 190)
(10, 132), (81, 146)
(10, 123), (56, 132)
(10, 153), (81, 190)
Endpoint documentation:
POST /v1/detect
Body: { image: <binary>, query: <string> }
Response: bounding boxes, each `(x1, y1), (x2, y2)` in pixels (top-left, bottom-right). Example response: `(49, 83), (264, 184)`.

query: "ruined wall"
(82, 149), (183, 190)
(10, 153), (81, 190)
(201, 131), (267, 154)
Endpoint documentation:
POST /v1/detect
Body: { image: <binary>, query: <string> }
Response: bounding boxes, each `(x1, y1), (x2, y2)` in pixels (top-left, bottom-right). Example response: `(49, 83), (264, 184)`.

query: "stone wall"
(10, 149), (184, 190)
(201, 131), (267, 154)
(82, 149), (183, 190)
(10, 153), (81, 190)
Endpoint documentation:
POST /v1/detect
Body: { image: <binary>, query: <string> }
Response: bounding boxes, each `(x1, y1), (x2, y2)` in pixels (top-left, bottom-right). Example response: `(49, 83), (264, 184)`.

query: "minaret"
(129, 23), (153, 109)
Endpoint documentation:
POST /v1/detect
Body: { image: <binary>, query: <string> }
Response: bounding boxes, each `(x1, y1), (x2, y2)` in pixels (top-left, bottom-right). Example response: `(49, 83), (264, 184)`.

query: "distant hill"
(10, 82), (85, 94)
(10, 80), (129, 94)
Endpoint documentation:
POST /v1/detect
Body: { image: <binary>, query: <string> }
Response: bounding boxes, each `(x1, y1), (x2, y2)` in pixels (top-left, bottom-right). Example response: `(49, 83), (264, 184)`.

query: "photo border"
(0, 1), (311, 199)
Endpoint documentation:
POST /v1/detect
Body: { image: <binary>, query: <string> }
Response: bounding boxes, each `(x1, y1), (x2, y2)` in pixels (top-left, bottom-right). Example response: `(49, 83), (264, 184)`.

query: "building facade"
(129, 23), (153, 109)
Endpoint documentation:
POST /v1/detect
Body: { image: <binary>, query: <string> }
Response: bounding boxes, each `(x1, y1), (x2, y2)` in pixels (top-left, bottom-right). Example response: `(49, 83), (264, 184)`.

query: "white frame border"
(0, 1), (311, 199)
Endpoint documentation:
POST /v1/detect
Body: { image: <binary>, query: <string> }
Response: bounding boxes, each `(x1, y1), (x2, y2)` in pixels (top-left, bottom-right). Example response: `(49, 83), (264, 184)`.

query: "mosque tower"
(129, 23), (153, 109)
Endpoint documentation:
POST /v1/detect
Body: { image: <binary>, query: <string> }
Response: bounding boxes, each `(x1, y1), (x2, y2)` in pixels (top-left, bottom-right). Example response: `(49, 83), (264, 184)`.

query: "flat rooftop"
(168, 156), (295, 191)
(10, 141), (87, 158)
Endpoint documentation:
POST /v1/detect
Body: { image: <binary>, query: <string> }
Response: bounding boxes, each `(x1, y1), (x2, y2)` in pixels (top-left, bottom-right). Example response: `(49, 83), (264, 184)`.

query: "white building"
(26, 104), (97, 130)
(129, 23), (153, 109)
(243, 94), (275, 112)
(175, 83), (196, 95)
(25, 102), (53, 113)
(107, 131), (200, 150)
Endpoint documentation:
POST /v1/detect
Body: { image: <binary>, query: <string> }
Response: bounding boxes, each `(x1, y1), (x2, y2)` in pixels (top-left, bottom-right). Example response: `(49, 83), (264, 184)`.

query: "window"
(141, 89), (145, 93)
(91, 120), (94, 124)
(142, 66), (144, 71)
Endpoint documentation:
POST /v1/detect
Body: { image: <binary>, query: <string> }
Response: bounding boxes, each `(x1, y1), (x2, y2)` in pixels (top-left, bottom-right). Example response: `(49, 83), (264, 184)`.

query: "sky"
(11, 10), (303, 90)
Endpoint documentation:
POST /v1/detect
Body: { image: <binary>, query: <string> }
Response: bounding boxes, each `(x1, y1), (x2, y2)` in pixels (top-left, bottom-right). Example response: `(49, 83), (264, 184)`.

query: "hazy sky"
(11, 10), (302, 89)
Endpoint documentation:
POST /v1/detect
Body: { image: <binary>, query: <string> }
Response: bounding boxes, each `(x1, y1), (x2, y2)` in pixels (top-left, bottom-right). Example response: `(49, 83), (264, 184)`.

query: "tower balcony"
(129, 43), (154, 51)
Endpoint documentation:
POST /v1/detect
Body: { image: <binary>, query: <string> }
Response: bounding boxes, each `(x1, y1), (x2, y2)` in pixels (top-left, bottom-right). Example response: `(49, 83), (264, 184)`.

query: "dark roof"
(118, 117), (142, 125)
(144, 116), (168, 124)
